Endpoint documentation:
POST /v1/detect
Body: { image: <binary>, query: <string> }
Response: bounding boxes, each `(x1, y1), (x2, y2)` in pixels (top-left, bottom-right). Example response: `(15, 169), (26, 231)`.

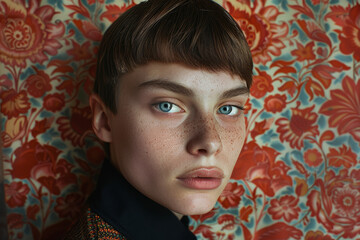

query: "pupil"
(221, 106), (231, 114)
(161, 102), (171, 112)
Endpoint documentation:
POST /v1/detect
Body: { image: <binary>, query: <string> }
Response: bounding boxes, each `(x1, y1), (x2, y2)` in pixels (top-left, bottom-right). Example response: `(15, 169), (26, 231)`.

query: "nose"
(186, 115), (222, 157)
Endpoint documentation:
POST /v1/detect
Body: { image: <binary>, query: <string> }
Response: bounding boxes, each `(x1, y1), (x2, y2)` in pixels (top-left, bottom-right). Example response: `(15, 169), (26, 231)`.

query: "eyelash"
(153, 101), (244, 116)
(153, 102), (183, 113)
(217, 105), (244, 116)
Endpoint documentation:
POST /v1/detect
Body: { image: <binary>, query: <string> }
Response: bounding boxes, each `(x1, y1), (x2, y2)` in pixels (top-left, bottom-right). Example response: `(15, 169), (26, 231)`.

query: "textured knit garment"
(64, 207), (127, 240)
(64, 159), (196, 240)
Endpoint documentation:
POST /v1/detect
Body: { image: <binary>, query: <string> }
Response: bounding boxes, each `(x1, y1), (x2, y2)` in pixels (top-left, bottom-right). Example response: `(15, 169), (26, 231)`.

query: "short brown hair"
(94, 0), (253, 113)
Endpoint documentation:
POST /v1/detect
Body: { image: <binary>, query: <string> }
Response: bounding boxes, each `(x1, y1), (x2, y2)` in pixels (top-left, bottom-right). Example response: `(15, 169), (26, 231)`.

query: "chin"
(172, 194), (219, 216)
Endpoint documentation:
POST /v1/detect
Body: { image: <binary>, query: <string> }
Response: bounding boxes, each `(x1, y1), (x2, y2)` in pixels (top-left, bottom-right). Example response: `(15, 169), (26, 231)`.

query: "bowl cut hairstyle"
(94, 0), (253, 113)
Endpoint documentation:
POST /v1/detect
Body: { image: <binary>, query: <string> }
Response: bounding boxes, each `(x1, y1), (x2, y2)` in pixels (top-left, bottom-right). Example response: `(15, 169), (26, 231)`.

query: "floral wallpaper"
(0, 0), (359, 239)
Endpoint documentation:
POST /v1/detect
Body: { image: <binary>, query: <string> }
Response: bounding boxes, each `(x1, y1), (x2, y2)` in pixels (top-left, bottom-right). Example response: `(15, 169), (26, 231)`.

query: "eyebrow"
(220, 86), (249, 99)
(138, 79), (249, 98)
(137, 79), (194, 96)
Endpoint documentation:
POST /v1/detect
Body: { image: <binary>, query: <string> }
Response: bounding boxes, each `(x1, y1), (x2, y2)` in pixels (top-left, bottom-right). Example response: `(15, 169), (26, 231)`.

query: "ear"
(89, 94), (112, 143)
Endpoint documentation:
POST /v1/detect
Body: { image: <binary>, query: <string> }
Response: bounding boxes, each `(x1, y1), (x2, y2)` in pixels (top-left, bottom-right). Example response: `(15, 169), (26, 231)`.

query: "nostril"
(198, 149), (207, 154)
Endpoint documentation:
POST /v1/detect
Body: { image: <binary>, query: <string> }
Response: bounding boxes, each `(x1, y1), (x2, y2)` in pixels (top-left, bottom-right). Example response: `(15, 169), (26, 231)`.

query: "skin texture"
(90, 62), (249, 216)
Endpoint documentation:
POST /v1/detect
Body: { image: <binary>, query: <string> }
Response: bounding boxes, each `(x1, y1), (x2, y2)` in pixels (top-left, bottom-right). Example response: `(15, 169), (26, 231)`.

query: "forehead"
(119, 62), (248, 95)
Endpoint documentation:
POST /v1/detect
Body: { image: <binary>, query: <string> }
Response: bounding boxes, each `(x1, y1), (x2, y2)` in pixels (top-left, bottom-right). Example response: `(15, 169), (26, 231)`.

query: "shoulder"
(63, 207), (127, 240)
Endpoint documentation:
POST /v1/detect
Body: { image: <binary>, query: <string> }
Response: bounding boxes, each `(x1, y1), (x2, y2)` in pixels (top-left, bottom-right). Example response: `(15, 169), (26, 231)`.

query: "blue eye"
(155, 102), (183, 113)
(218, 105), (242, 116)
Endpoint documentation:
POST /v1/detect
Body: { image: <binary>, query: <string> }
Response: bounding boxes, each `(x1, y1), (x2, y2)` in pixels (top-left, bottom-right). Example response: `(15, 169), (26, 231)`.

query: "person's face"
(104, 62), (248, 215)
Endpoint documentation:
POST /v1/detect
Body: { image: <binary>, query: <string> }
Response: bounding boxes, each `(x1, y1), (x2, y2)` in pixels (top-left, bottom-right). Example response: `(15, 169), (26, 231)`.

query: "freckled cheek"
(221, 123), (246, 153)
(222, 125), (245, 176)
(135, 123), (186, 162)
(143, 129), (178, 152)
(219, 125), (246, 176)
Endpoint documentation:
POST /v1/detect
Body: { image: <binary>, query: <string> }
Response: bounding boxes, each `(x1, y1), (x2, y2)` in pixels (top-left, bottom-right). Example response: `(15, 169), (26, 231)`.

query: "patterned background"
(1, 0), (360, 239)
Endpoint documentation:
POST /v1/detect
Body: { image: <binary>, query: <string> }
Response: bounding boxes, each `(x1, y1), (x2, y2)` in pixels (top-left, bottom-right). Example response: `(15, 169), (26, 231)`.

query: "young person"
(65, 0), (253, 239)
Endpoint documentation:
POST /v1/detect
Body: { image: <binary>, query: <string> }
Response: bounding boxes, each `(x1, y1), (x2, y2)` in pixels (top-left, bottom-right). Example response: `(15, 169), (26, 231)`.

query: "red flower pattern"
(4, 182), (30, 208)
(0, 0), (65, 67)
(66, 40), (92, 61)
(264, 94), (287, 113)
(307, 169), (360, 238)
(319, 76), (360, 143)
(304, 149), (323, 167)
(291, 41), (316, 61)
(276, 104), (319, 150)
(333, 187), (360, 218)
(225, 0), (289, 65)
(34, 158), (77, 195)
(43, 93), (65, 112)
(218, 182), (245, 209)
(0, 89), (30, 118)
(338, 4), (360, 61)
(268, 195), (301, 222)
(7, 213), (24, 229)
(11, 139), (77, 195)
(1, 115), (27, 147)
(217, 214), (236, 232)
(327, 145), (357, 168)
(232, 141), (292, 197)
(57, 105), (93, 147)
(250, 69), (274, 98)
(26, 68), (52, 97)
(12, 139), (60, 179)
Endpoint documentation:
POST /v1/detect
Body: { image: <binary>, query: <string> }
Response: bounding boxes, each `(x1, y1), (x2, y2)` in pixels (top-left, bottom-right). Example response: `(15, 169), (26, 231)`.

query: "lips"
(177, 167), (224, 190)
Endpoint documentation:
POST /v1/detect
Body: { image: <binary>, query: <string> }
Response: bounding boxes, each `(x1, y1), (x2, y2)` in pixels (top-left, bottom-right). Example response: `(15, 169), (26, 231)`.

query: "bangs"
(138, 3), (252, 84)
(95, 0), (253, 112)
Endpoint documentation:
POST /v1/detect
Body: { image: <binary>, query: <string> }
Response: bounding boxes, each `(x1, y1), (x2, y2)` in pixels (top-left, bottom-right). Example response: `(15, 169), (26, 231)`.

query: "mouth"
(177, 167), (224, 190)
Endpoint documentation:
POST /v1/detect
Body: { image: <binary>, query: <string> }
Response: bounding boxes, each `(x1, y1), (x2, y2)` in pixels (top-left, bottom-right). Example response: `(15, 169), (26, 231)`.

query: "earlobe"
(89, 94), (112, 143)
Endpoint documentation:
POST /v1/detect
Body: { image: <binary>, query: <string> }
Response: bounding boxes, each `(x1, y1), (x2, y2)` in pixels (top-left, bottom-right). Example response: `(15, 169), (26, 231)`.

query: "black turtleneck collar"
(89, 159), (197, 240)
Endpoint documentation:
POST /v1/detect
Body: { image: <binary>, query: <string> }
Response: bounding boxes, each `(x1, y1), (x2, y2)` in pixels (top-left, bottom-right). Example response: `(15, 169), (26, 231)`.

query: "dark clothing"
(65, 160), (196, 240)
